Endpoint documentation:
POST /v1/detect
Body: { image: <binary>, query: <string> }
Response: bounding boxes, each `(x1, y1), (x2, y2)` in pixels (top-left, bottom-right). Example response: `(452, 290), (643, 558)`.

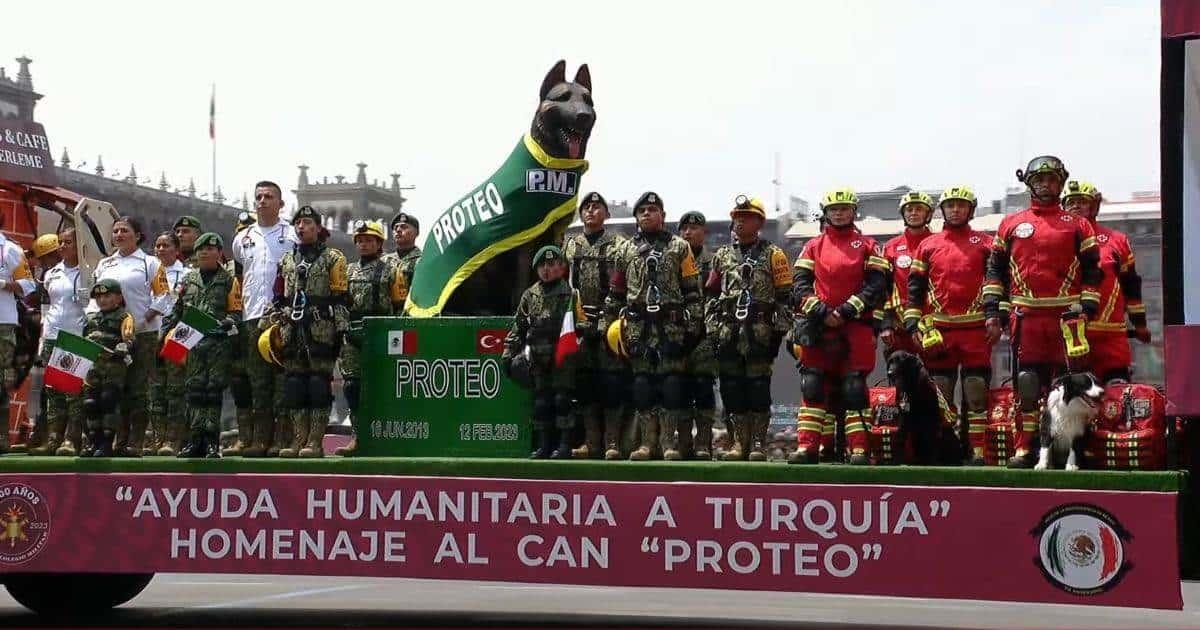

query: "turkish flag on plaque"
(476, 329), (506, 354)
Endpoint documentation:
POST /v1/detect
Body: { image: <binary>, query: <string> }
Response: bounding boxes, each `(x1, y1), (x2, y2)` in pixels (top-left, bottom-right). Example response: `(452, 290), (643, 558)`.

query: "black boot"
(530, 428), (554, 459)
(93, 430), (115, 458)
(177, 431), (207, 458)
(550, 427), (574, 460)
(205, 431), (222, 459)
(78, 429), (102, 458)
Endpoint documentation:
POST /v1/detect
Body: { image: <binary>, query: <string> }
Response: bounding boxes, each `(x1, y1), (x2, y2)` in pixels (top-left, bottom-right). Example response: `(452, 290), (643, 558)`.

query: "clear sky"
(7, 0), (1159, 226)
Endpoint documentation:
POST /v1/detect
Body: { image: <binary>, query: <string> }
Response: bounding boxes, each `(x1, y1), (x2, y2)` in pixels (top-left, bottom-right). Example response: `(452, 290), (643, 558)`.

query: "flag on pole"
(554, 292), (582, 367)
(209, 84), (216, 140)
(160, 306), (220, 365)
(45, 331), (103, 394)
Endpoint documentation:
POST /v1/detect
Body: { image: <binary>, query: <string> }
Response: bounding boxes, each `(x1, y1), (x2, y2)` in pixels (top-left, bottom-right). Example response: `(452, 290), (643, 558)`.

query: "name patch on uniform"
(525, 169), (578, 195)
(1014, 222), (1035, 239)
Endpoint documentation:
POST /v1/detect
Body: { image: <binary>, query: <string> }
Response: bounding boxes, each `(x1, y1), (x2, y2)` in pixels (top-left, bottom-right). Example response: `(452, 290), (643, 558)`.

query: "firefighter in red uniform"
(904, 186), (994, 465)
(982, 156), (1103, 469)
(1061, 180), (1151, 383)
(881, 191), (935, 356)
(790, 188), (890, 465)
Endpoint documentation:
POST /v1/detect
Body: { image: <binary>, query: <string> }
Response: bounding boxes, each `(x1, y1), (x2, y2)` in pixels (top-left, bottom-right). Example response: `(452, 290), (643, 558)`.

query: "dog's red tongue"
(567, 137), (581, 159)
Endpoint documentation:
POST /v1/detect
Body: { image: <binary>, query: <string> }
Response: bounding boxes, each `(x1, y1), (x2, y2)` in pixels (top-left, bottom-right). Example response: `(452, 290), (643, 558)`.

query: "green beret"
(173, 215), (202, 230)
(678, 211), (706, 228)
(390, 212), (419, 232)
(532, 245), (564, 269)
(293, 205), (322, 224)
(194, 232), (224, 250)
(91, 278), (122, 297)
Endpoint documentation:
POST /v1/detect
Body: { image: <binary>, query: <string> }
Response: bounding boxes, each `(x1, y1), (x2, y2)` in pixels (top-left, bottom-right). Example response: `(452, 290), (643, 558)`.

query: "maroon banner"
(1165, 325), (1200, 414)
(1164, 0), (1200, 38)
(0, 121), (56, 187)
(0, 474), (1181, 609)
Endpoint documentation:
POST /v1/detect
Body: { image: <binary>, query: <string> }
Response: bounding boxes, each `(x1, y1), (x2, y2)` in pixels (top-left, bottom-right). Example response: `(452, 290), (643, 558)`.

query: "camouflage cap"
(578, 191), (608, 214)
(634, 191), (664, 211)
(194, 232), (224, 250)
(390, 212), (420, 232)
(173, 215), (202, 230)
(91, 278), (122, 297)
(677, 211), (706, 229)
(532, 245), (565, 269)
(293, 205), (322, 224)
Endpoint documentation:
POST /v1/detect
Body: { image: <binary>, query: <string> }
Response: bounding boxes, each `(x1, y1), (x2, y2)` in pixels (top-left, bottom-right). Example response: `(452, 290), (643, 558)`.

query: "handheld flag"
(554, 292), (582, 367)
(45, 331), (103, 394)
(160, 306), (220, 365)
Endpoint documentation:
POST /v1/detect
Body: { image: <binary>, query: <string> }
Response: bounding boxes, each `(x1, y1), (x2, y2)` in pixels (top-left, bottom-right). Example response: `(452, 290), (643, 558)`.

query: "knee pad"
(631, 375), (656, 409)
(532, 393), (554, 424)
(693, 376), (716, 409)
(749, 377), (772, 412)
(719, 376), (747, 414)
(283, 374), (309, 410)
(842, 372), (867, 410)
(343, 378), (360, 411)
(961, 369), (991, 411)
(308, 374), (333, 408)
(602, 372), (626, 409)
(662, 374), (688, 410)
(799, 369), (825, 404)
(230, 373), (252, 408)
(1017, 370), (1042, 412)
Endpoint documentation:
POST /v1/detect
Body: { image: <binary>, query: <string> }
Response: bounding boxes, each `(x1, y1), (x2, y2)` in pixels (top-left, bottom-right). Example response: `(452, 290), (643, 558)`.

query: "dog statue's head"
(1050, 371), (1105, 416)
(531, 60), (595, 159)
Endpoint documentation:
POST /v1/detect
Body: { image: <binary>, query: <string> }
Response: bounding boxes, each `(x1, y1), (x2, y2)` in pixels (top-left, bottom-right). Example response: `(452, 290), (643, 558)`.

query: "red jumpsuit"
(1086, 224), (1146, 381)
(882, 229), (932, 356)
(793, 225), (890, 457)
(904, 223), (994, 456)
(983, 199), (1101, 458)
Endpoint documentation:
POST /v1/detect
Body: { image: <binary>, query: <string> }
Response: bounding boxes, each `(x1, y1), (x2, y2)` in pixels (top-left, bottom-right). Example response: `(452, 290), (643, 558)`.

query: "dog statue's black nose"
(573, 109), (595, 130)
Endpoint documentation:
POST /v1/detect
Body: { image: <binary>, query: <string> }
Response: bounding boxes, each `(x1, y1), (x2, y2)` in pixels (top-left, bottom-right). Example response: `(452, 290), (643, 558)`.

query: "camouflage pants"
(185, 339), (232, 434)
(84, 358), (127, 432)
(38, 339), (82, 447)
(113, 331), (158, 451)
(0, 324), (15, 430)
(245, 319), (286, 451)
(628, 319), (690, 456)
(680, 337), (719, 457)
(280, 353), (335, 454)
(531, 364), (574, 431)
(148, 357), (185, 450)
(718, 356), (775, 458)
(572, 338), (627, 454)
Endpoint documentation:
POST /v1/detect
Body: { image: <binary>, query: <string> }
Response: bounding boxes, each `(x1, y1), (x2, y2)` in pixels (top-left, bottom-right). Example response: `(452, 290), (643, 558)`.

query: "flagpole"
(210, 83), (216, 199)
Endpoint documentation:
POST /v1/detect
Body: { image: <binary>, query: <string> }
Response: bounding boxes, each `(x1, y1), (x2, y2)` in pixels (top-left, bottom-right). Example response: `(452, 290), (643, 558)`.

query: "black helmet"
(1016, 155), (1069, 186)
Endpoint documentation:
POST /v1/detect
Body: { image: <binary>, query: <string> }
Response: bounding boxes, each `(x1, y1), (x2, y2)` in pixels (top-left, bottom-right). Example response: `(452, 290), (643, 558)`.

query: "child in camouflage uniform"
(80, 279), (135, 458)
(503, 245), (583, 459)
(166, 233), (242, 458)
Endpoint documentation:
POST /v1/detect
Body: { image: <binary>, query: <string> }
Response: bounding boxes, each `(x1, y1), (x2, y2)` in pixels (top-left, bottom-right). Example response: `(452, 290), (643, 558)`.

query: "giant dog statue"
(406, 60), (596, 316)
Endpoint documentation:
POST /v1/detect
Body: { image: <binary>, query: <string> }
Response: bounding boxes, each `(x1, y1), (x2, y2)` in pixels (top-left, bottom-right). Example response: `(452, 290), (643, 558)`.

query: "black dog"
(886, 351), (962, 466)
(443, 60), (596, 316)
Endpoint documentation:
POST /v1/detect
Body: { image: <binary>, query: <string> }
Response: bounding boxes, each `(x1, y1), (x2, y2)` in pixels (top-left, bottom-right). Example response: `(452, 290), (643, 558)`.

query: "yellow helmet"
(606, 319), (629, 359)
(730, 194), (767, 220)
(32, 234), (60, 259)
(938, 186), (978, 209)
(257, 325), (284, 367)
(353, 219), (387, 241)
(896, 191), (933, 213)
(235, 211), (257, 233)
(819, 188), (858, 212)
(1061, 180), (1100, 203)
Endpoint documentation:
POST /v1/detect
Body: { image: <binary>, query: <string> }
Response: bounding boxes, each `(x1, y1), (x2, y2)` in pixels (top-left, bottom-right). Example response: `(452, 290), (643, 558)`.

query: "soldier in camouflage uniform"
(148, 231), (190, 455)
(269, 205), (349, 458)
(166, 233), (242, 458)
(563, 192), (630, 460)
(606, 192), (705, 461)
(335, 220), (406, 456)
(174, 216), (202, 268)
(79, 279), (135, 458)
(707, 196), (793, 460)
(675, 211), (720, 459)
(382, 212), (421, 299)
(502, 245), (583, 459)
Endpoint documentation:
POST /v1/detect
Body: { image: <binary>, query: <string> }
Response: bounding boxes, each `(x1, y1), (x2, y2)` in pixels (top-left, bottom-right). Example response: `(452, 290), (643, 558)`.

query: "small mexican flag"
(45, 331), (103, 394)
(554, 293), (581, 367)
(160, 306), (220, 365)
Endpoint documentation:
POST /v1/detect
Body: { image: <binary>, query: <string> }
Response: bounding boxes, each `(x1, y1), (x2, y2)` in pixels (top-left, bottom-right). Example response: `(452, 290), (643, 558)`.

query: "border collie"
(1035, 372), (1105, 471)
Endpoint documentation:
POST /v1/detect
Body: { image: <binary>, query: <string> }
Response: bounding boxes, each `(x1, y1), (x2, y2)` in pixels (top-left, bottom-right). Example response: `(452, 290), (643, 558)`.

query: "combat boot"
(571, 416), (603, 459)
(156, 422), (180, 456)
(279, 413), (308, 458)
(93, 429), (116, 458)
(334, 435), (357, 457)
(530, 428), (554, 459)
(55, 438), (78, 457)
(1007, 452), (1036, 469)
(550, 425), (573, 460)
(629, 413), (658, 461)
(967, 447), (986, 467)
(602, 409), (623, 460)
(267, 412), (290, 457)
(848, 451), (871, 466)
(28, 417), (64, 456)
(177, 430), (207, 458)
(787, 447), (818, 465)
(58, 416), (82, 457)
(205, 428), (222, 459)
(298, 413), (325, 458)
(78, 429), (102, 458)
(241, 413), (273, 458)
(721, 433), (744, 461)
(693, 409), (714, 460)
(222, 412), (252, 457)
(748, 413), (769, 462)
(661, 413), (682, 461)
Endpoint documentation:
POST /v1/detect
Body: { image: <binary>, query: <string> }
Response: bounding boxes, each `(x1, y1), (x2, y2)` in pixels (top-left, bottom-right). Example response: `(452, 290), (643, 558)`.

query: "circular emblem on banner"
(1097, 234), (1110, 243)
(969, 235), (983, 244)
(1034, 504), (1129, 595)
(851, 240), (863, 249)
(0, 483), (51, 566)
(896, 254), (912, 269)
(1014, 222), (1035, 239)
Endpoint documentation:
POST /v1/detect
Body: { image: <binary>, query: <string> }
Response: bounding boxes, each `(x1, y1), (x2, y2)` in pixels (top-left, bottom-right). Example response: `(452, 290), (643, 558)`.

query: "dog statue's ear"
(573, 64), (592, 92)
(540, 60), (567, 100)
